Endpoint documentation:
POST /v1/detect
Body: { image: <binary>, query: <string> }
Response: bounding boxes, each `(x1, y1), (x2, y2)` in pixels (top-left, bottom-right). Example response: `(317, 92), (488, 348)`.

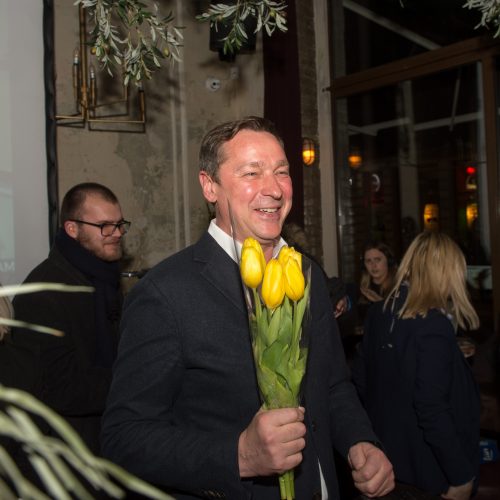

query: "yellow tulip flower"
(241, 246), (265, 289)
(243, 237), (266, 271)
(283, 258), (305, 301)
(290, 247), (302, 270)
(278, 246), (292, 267)
(278, 245), (302, 270)
(261, 259), (285, 309)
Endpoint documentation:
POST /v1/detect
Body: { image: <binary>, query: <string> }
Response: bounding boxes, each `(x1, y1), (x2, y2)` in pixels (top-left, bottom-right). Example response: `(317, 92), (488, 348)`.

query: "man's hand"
(441, 479), (474, 500)
(238, 407), (306, 478)
(348, 442), (395, 498)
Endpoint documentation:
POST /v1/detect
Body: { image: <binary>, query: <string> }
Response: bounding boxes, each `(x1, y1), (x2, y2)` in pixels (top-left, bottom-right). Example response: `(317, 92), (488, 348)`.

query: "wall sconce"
(55, 5), (146, 132)
(348, 150), (363, 169)
(423, 203), (439, 231)
(466, 202), (478, 228)
(302, 138), (316, 166)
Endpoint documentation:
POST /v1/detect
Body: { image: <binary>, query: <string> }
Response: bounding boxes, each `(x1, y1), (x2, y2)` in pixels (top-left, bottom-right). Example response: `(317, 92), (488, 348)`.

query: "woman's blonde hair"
(386, 231), (479, 330)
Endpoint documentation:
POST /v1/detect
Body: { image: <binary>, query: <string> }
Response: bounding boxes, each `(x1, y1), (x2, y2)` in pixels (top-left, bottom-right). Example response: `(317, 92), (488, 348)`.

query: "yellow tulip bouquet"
(239, 237), (311, 500)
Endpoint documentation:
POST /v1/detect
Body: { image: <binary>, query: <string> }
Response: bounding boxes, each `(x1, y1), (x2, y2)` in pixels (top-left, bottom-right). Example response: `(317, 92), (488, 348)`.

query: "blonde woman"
(352, 232), (480, 500)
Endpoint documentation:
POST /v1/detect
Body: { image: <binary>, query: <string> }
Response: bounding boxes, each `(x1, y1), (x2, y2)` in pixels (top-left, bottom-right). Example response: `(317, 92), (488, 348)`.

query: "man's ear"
(63, 220), (78, 240)
(199, 171), (218, 203)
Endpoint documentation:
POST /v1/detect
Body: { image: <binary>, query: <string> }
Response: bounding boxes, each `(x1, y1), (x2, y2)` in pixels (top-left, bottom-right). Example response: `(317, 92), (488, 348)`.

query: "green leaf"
(294, 281), (310, 332)
(261, 339), (288, 372)
(286, 354), (307, 400)
(276, 309), (292, 346)
(257, 305), (268, 336)
(265, 306), (281, 346)
(256, 362), (295, 409)
(78, 0), (183, 84)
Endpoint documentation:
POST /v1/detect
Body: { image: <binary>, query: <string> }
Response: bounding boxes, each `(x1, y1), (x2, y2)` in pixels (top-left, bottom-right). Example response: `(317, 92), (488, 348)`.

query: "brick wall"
(295, 1), (324, 265)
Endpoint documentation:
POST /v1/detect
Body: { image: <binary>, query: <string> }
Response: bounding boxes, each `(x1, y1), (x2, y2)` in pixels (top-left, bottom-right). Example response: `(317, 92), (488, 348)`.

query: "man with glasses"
(0, 182), (129, 460)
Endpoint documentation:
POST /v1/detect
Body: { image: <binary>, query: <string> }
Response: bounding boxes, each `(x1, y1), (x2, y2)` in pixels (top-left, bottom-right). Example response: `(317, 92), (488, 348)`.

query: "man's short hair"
(60, 182), (119, 225)
(199, 116), (284, 181)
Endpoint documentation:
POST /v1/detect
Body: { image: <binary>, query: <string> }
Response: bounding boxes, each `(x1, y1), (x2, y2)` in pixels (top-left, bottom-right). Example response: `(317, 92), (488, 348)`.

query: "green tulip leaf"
(294, 281), (310, 328)
(261, 340), (288, 372)
(265, 306), (281, 346)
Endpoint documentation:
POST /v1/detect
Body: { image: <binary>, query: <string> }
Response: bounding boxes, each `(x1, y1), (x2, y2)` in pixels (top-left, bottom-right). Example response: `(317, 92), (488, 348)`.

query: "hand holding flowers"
(239, 237), (311, 500)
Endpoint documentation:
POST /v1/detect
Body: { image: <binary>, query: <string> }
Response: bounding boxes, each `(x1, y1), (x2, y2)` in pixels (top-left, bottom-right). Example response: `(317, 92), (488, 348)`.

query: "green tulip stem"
(279, 470), (294, 499)
(252, 288), (262, 319)
(291, 300), (299, 363)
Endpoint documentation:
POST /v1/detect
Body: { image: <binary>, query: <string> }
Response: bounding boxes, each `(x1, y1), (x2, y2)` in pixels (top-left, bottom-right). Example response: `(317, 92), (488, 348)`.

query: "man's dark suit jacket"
(102, 232), (379, 500)
(352, 289), (480, 495)
(0, 246), (114, 454)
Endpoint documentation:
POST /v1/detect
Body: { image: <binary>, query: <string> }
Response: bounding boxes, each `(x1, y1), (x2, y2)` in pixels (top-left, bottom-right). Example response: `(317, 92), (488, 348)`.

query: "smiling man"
(198, 125), (292, 261)
(0, 182), (128, 459)
(102, 117), (394, 500)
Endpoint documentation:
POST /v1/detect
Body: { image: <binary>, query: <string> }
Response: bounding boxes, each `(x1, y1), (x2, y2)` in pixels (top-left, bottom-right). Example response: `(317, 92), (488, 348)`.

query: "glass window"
(336, 0), (481, 76)
(335, 62), (491, 304)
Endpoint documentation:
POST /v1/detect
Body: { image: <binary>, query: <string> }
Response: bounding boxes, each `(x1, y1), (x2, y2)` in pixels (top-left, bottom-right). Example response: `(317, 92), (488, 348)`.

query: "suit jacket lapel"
(194, 232), (247, 314)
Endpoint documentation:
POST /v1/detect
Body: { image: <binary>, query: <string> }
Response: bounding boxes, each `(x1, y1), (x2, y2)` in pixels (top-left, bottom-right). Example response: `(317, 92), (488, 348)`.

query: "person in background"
(359, 241), (397, 304)
(101, 116), (394, 500)
(349, 241), (398, 330)
(0, 182), (129, 455)
(352, 231), (480, 499)
(340, 242), (397, 359)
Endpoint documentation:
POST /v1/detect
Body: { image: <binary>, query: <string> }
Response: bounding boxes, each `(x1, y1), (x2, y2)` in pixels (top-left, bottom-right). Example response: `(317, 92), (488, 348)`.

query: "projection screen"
(0, 0), (55, 286)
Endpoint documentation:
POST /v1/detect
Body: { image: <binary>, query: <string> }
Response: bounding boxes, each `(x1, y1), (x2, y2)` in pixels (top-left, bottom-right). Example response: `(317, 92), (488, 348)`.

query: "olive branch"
(0, 283), (93, 338)
(0, 385), (173, 499)
(74, 0), (184, 86)
(196, 1), (288, 55)
(463, 0), (500, 37)
(0, 283), (173, 499)
(73, 1), (288, 85)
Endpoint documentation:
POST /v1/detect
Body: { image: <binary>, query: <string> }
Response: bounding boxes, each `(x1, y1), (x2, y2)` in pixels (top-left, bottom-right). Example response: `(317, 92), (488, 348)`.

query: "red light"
(466, 166), (476, 175)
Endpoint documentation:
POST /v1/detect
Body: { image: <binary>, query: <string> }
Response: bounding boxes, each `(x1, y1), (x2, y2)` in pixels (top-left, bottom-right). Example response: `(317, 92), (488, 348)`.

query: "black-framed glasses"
(70, 219), (131, 236)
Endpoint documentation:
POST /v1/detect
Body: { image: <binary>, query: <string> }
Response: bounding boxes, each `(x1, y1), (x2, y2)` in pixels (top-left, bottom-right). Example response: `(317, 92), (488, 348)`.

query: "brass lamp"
(55, 5), (146, 132)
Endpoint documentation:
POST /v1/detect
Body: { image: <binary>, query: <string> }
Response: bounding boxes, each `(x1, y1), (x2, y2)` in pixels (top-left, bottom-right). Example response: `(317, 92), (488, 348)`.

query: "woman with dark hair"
(347, 241), (398, 335)
(359, 241), (397, 304)
(352, 231), (480, 499)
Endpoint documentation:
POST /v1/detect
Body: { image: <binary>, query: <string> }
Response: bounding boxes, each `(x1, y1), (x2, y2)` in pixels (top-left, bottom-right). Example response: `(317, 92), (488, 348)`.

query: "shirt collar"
(208, 219), (286, 263)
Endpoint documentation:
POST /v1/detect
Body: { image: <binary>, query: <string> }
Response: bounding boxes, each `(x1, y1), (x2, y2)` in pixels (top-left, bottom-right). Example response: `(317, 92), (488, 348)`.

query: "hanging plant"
(75, 1), (288, 85)
(197, 1), (288, 56)
(75, 0), (184, 87)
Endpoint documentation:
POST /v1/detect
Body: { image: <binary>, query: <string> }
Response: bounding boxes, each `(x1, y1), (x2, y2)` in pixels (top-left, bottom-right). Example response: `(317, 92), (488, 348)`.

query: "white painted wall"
(0, 0), (49, 286)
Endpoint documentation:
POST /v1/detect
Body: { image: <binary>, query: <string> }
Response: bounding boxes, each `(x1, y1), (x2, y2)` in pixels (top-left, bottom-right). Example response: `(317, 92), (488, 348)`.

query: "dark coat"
(0, 246), (117, 454)
(102, 232), (379, 500)
(352, 288), (480, 496)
